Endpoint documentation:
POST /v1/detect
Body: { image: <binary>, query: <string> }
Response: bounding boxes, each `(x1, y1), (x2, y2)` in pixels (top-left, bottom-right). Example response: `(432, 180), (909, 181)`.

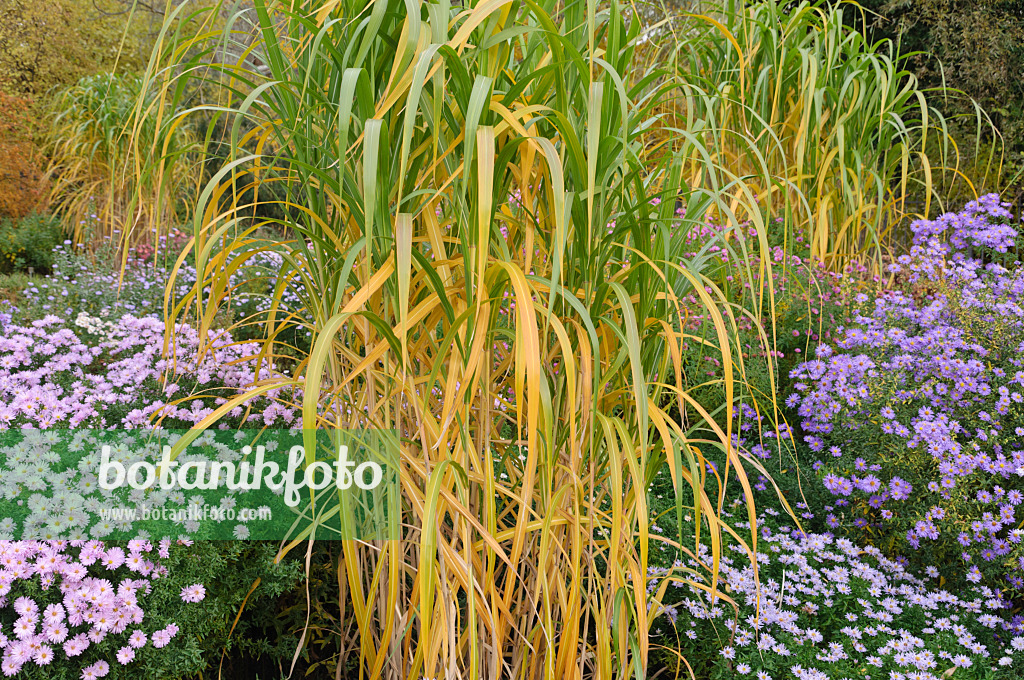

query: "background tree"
(0, 0), (155, 97)
(855, 0), (1024, 194)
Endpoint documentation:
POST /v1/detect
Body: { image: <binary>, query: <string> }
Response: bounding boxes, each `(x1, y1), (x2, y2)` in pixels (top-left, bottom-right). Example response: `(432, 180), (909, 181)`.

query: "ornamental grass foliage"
(788, 194), (1024, 595)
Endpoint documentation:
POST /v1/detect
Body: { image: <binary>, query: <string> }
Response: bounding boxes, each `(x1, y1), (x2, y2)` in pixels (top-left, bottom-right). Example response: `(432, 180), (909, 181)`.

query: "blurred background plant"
(855, 0), (1024, 196)
(0, 92), (48, 219)
(42, 73), (203, 250)
(0, 0), (150, 98)
(0, 0), (164, 237)
(0, 212), (66, 274)
(656, 0), (972, 273)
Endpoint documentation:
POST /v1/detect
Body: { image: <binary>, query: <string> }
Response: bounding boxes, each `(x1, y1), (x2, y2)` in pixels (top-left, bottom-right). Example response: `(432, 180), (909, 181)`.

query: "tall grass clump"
(662, 0), (973, 271)
(115, 0), (926, 676)
(44, 72), (201, 247)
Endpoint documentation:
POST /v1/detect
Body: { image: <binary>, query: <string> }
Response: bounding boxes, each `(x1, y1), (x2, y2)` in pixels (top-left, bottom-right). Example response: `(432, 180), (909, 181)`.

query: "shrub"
(0, 213), (65, 274)
(0, 0), (149, 97)
(789, 194), (1024, 593)
(857, 0), (1024, 154)
(0, 93), (47, 219)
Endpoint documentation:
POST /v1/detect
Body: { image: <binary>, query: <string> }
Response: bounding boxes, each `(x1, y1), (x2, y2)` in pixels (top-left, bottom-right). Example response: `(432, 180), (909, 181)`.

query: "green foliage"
(0, 212), (65, 274)
(141, 542), (305, 680)
(858, 0), (1024, 196)
(863, 0), (1024, 114)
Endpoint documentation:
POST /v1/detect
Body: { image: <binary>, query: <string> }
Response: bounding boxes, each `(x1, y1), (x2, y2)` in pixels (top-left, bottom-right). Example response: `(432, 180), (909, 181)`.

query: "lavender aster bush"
(0, 313), (299, 429)
(651, 503), (1024, 679)
(789, 194), (1024, 593)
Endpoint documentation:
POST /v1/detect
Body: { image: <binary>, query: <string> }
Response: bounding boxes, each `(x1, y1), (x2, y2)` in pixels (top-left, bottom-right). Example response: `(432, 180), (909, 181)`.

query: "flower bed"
(0, 251), (305, 677)
(11, 238), (307, 346)
(0, 312), (298, 429)
(788, 195), (1024, 593)
(651, 504), (1024, 679)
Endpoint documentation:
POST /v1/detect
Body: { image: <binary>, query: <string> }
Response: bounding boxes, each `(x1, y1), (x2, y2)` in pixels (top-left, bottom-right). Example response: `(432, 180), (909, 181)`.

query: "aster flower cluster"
(909, 194), (1019, 256)
(16, 241), (306, 341)
(0, 313), (299, 429)
(890, 194), (1020, 283)
(0, 539), (204, 678)
(652, 504), (1024, 679)
(787, 195), (1024, 593)
(675, 218), (867, 427)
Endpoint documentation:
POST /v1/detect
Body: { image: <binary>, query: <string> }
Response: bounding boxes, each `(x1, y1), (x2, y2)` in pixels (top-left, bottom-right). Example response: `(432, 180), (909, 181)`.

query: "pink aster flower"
(33, 645), (54, 665)
(12, 617), (35, 640)
(151, 629), (171, 648)
(42, 604), (64, 624)
(12, 597), (37, 617)
(44, 622), (68, 643)
(63, 634), (89, 657)
(128, 630), (147, 648)
(180, 584), (206, 603)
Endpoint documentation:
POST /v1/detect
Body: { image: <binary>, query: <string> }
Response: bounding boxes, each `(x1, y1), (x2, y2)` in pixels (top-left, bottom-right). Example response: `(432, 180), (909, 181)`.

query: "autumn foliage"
(0, 93), (47, 218)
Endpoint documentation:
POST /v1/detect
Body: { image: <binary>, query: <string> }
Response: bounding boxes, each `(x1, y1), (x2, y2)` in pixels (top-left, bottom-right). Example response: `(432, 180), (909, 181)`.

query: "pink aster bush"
(787, 194), (1024, 593)
(0, 233), (312, 679)
(0, 539), (190, 678)
(650, 504), (1024, 679)
(0, 538), (297, 680)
